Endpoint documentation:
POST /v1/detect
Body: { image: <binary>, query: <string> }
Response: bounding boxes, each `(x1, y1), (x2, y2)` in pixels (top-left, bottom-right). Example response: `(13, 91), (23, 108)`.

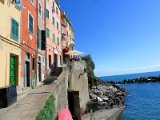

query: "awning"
(65, 50), (83, 56)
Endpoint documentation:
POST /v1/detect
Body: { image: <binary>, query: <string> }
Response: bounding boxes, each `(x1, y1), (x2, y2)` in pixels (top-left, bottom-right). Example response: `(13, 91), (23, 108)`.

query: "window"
(46, 28), (50, 38)
(38, 3), (41, 15)
(42, 11), (44, 20)
(67, 31), (68, 36)
(53, 34), (55, 42)
(11, 18), (19, 41)
(29, 13), (33, 34)
(57, 22), (59, 30)
(56, 7), (58, 15)
(32, 58), (35, 70)
(46, 9), (49, 18)
(52, 17), (55, 25)
(30, 0), (34, 4)
(52, 1), (54, 8)
(57, 37), (59, 45)
(37, 27), (41, 49)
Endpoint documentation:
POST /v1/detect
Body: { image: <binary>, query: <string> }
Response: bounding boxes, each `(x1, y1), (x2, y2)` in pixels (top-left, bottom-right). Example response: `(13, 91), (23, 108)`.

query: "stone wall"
(51, 69), (69, 116)
(51, 60), (90, 117)
(68, 61), (90, 114)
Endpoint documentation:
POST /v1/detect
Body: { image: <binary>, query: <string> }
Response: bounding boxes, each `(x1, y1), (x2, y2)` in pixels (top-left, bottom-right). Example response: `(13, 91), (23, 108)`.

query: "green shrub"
(82, 55), (97, 87)
(36, 95), (55, 120)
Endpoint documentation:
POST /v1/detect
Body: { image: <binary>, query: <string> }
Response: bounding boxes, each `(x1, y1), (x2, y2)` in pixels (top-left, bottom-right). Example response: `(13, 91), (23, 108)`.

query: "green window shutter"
(53, 34), (55, 42)
(52, 17), (55, 25)
(46, 28), (50, 38)
(57, 37), (59, 45)
(38, 4), (41, 15)
(46, 9), (49, 18)
(56, 7), (58, 15)
(57, 22), (59, 30)
(11, 19), (19, 41)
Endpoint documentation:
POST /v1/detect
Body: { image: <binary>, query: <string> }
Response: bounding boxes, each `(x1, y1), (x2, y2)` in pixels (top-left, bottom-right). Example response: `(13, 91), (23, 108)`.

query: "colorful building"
(21, 0), (37, 88)
(46, 0), (62, 74)
(0, 0), (75, 89)
(0, 0), (22, 87)
(61, 11), (75, 63)
(37, 0), (46, 84)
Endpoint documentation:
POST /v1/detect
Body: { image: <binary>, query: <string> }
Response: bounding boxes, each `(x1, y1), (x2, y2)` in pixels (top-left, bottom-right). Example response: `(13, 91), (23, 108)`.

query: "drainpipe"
(44, 0), (48, 77)
(35, 0), (38, 88)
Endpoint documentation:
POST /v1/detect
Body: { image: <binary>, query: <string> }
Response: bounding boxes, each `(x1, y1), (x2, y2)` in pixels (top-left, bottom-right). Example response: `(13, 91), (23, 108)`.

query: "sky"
(60, 0), (160, 77)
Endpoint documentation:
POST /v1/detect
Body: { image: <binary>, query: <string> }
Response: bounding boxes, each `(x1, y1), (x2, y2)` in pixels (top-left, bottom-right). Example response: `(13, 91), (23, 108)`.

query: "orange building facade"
(21, 0), (37, 88)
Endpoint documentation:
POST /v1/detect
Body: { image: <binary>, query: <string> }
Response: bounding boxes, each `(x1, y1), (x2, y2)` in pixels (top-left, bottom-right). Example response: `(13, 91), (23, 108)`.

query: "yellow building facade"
(0, 0), (21, 87)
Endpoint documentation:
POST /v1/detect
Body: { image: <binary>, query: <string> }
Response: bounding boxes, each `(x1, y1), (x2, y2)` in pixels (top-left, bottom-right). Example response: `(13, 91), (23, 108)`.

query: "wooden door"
(10, 56), (16, 86)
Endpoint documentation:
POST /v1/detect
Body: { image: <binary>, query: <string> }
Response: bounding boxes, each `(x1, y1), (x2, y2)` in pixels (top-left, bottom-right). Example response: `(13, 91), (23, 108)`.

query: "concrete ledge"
(82, 108), (123, 120)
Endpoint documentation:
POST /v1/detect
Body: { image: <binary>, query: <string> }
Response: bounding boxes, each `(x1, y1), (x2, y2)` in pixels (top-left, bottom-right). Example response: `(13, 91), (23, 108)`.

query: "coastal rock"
(103, 97), (109, 102)
(96, 97), (103, 102)
(88, 84), (127, 112)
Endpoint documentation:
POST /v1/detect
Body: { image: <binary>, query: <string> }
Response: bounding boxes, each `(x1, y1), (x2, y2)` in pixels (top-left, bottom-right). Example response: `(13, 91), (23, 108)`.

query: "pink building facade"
(37, 0), (46, 84)
(61, 11), (74, 63)
(46, 0), (62, 73)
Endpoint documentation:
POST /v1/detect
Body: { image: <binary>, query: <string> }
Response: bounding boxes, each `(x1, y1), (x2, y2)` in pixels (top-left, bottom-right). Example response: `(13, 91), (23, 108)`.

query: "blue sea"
(100, 71), (160, 120)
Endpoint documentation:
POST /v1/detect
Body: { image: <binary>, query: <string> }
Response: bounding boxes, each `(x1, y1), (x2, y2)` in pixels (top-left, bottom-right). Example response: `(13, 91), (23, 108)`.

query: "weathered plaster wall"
(68, 61), (90, 114)
(51, 68), (69, 116)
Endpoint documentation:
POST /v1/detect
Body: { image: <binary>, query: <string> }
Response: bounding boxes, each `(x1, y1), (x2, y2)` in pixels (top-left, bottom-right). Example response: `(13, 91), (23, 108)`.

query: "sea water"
(100, 71), (160, 120)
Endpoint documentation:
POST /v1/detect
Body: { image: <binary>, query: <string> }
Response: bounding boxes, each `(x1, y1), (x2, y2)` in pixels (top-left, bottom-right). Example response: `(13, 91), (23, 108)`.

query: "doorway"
(37, 62), (41, 82)
(25, 61), (30, 87)
(68, 91), (81, 120)
(54, 54), (57, 68)
(10, 56), (17, 86)
(49, 55), (51, 68)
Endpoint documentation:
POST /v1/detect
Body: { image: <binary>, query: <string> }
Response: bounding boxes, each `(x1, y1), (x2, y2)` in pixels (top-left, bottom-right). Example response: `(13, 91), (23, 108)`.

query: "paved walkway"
(0, 84), (55, 120)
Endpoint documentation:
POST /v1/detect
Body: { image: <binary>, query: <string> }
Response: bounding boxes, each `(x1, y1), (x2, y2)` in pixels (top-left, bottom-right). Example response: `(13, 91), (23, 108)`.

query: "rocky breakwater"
(87, 84), (127, 112)
(107, 76), (160, 85)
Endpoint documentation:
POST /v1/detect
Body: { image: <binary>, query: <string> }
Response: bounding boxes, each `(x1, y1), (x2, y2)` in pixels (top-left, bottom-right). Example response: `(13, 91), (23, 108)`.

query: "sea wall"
(82, 108), (122, 120)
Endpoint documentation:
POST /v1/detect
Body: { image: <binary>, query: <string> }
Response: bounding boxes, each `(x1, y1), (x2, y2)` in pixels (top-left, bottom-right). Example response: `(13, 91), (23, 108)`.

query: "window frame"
(28, 12), (34, 35)
(46, 9), (49, 18)
(53, 34), (55, 42)
(46, 27), (50, 38)
(52, 17), (55, 25)
(30, 0), (34, 5)
(11, 18), (19, 41)
(38, 3), (41, 16)
(56, 7), (58, 15)
(57, 22), (59, 30)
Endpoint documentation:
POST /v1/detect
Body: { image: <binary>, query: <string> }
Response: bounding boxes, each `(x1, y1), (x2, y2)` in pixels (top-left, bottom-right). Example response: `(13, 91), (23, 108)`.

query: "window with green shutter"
(53, 34), (55, 42)
(46, 28), (50, 38)
(57, 37), (59, 45)
(46, 9), (49, 18)
(52, 17), (55, 25)
(11, 18), (19, 41)
(38, 3), (41, 15)
(57, 22), (59, 30)
(56, 7), (58, 15)
(29, 14), (33, 34)
(30, 0), (34, 4)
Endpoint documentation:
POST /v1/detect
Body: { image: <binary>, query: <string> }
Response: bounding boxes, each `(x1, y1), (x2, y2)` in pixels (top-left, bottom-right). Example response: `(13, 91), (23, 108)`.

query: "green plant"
(82, 55), (97, 87)
(36, 95), (55, 120)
